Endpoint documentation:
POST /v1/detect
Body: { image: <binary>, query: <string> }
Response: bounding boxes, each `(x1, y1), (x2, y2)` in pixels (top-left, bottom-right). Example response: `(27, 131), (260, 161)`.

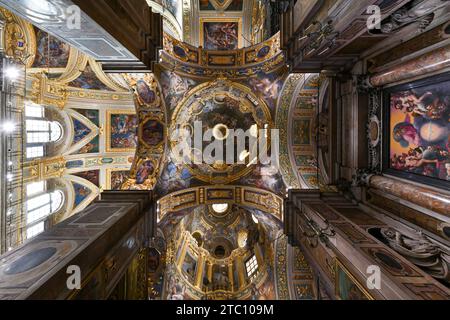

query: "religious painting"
(182, 251), (197, 283)
(166, 275), (188, 300)
(156, 161), (192, 196)
(164, 0), (181, 20)
(32, 27), (70, 69)
(69, 64), (112, 91)
(135, 160), (156, 185)
(250, 208), (283, 240)
(72, 118), (92, 145)
(295, 93), (318, 110)
(108, 170), (130, 190)
(246, 71), (285, 113)
(140, 119), (165, 147)
(335, 260), (373, 300)
(238, 165), (285, 196)
(73, 170), (100, 187)
(295, 155), (317, 167)
(72, 182), (92, 207)
(136, 79), (157, 105)
(160, 70), (198, 111)
(201, 18), (241, 51)
(250, 270), (276, 300)
(74, 109), (100, 127)
(292, 119), (311, 145)
(212, 265), (230, 291)
(384, 74), (450, 188)
(107, 112), (138, 152)
(78, 135), (100, 154)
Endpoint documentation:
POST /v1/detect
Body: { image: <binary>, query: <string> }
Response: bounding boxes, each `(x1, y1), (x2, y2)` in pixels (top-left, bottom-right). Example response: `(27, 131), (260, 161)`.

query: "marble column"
(369, 175), (450, 217)
(369, 44), (450, 87)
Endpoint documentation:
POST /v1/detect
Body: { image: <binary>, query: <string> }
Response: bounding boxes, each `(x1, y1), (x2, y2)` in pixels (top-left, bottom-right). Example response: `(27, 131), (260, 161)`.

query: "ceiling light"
(212, 203), (229, 214)
(4, 66), (20, 80)
(2, 122), (16, 133)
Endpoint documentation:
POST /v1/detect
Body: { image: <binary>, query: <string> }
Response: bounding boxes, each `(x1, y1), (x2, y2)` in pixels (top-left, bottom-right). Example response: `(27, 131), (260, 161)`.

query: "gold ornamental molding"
(29, 73), (132, 111)
(158, 185), (284, 222)
(117, 73), (167, 191)
(169, 78), (273, 185)
(160, 32), (284, 79)
(0, 7), (35, 67)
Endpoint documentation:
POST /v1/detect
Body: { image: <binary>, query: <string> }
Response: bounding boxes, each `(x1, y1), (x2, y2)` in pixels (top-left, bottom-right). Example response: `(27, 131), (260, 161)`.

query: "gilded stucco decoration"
(160, 202), (282, 300)
(118, 73), (167, 191)
(276, 73), (304, 189)
(280, 74), (323, 189)
(169, 78), (273, 185)
(158, 185), (284, 222)
(161, 32), (285, 79)
(0, 7), (35, 66)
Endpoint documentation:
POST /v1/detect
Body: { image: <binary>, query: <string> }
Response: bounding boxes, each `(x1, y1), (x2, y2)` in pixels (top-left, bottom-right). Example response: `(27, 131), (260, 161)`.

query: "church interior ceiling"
(0, 0), (345, 302)
(3, 7), (315, 236)
(1, 3), (321, 240)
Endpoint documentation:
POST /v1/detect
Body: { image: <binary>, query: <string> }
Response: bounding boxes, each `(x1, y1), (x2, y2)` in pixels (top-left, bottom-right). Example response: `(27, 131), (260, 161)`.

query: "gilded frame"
(105, 168), (131, 190)
(105, 110), (138, 153)
(199, 17), (243, 50)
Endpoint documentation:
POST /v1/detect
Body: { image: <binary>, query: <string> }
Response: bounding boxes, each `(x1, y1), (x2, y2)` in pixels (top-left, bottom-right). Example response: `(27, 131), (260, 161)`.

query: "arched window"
(25, 181), (64, 239)
(245, 255), (259, 280)
(26, 120), (62, 143)
(24, 104), (63, 159)
(211, 203), (229, 214)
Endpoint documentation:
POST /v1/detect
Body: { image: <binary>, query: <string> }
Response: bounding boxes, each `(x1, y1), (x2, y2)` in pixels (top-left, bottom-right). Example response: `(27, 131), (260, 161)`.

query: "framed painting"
(335, 260), (373, 300)
(106, 110), (138, 152)
(382, 73), (450, 190)
(106, 169), (131, 190)
(200, 18), (242, 51)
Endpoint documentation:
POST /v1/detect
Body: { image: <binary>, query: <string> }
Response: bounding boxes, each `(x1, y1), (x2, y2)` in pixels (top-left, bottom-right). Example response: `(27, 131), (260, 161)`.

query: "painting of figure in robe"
(33, 28), (70, 68)
(73, 183), (91, 206)
(74, 170), (100, 187)
(246, 71), (285, 113)
(238, 165), (285, 195)
(110, 170), (130, 190)
(389, 78), (450, 181)
(74, 109), (100, 126)
(72, 118), (91, 145)
(136, 80), (157, 105)
(69, 64), (112, 91)
(141, 119), (164, 147)
(203, 21), (239, 50)
(135, 160), (155, 185)
(78, 136), (100, 154)
(109, 114), (138, 149)
(160, 71), (197, 110)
